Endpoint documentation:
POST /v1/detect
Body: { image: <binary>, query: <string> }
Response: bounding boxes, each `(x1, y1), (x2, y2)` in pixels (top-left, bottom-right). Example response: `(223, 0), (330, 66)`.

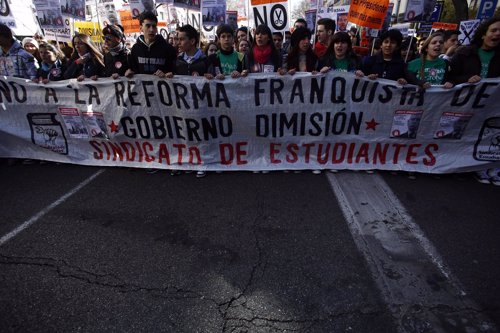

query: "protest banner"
(431, 21), (458, 33)
(75, 21), (103, 44)
(404, 0), (436, 22)
(33, 0), (65, 29)
(1, 73), (500, 173)
(129, 0), (156, 19)
(347, 0), (389, 29)
(459, 19), (481, 46)
(202, 0), (226, 26)
(60, 0), (86, 21)
(119, 10), (141, 33)
(251, 0), (289, 33)
(44, 17), (73, 43)
(97, 0), (122, 26)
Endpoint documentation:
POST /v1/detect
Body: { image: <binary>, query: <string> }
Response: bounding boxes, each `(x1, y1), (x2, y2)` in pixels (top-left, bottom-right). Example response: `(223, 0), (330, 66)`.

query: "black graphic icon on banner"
(27, 113), (68, 155)
(473, 117), (500, 161)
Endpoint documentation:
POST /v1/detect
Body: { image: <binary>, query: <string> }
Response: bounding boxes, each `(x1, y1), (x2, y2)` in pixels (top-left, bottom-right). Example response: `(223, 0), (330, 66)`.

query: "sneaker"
(329, 169), (339, 173)
(407, 172), (416, 180)
(474, 170), (490, 184)
(487, 168), (500, 186)
(146, 168), (159, 174)
(293, 170), (302, 174)
(312, 170), (322, 174)
(261, 170), (269, 174)
(196, 171), (206, 178)
(365, 170), (375, 174)
(170, 170), (182, 176)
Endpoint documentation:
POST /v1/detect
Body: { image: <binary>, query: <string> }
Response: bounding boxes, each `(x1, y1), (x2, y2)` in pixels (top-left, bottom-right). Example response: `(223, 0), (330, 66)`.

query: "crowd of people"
(0, 13), (499, 183)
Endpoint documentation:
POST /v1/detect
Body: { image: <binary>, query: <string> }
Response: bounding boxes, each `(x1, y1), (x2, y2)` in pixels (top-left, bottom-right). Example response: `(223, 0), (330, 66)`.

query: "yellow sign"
(74, 21), (103, 44)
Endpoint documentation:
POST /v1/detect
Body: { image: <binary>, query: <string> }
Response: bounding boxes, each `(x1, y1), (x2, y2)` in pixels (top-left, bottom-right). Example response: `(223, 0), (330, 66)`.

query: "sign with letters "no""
(251, 0), (289, 32)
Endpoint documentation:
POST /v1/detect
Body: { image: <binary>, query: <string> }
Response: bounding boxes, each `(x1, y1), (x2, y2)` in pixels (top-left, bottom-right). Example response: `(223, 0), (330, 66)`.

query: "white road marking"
(0, 169), (105, 246)
(327, 172), (496, 332)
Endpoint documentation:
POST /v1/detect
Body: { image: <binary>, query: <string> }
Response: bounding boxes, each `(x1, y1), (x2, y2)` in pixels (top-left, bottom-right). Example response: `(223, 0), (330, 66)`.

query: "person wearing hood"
(125, 11), (176, 78)
(102, 24), (130, 78)
(22, 37), (42, 65)
(0, 24), (37, 79)
(172, 24), (208, 77)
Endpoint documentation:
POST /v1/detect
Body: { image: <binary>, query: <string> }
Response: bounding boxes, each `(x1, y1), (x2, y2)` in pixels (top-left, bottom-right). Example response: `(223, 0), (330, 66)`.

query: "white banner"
(1, 73), (500, 173)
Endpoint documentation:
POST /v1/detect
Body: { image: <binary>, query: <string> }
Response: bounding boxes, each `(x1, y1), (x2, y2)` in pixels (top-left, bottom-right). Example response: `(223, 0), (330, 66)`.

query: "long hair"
(321, 31), (359, 70)
(287, 27), (317, 72)
(71, 33), (104, 67)
(418, 31), (444, 80)
(471, 16), (500, 48)
(247, 25), (280, 66)
(39, 43), (66, 64)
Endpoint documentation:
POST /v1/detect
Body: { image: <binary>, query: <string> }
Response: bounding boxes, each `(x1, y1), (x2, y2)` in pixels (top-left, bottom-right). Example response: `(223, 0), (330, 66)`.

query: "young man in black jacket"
(102, 24), (129, 78)
(125, 11), (176, 78)
(173, 24), (208, 76)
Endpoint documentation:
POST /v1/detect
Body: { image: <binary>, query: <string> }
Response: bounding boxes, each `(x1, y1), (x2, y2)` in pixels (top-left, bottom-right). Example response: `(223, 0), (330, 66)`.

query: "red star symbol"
(108, 121), (119, 133)
(365, 118), (379, 131)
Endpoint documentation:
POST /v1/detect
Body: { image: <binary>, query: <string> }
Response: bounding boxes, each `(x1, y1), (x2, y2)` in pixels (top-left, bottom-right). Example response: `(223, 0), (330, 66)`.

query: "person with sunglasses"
(102, 24), (130, 78)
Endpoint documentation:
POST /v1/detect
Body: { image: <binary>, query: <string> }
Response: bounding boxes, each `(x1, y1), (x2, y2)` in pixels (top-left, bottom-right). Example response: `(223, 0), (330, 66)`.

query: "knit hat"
(290, 27), (311, 49)
(102, 24), (125, 41)
(22, 37), (39, 49)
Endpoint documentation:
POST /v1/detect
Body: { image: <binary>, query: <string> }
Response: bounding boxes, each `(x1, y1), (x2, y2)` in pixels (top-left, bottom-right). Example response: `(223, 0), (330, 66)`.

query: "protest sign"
(459, 19), (481, 46)
(251, 0), (289, 33)
(202, 0), (226, 26)
(60, 0), (86, 20)
(33, 0), (64, 29)
(75, 21), (103, 44)
(348, 0), (389, 29)
(1, 74), (500, 173)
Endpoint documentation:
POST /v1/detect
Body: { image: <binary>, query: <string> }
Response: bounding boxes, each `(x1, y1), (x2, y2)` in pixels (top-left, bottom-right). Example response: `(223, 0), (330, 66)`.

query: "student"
(34, 43), (67, 83)
(173, 24), (209, 76)
(64, 33), (104, 81)
(0, 24), (37, 79)
(102, 24), (130, 78)
(361, 29), (423, 87)
(125, 11), (176, 78)
(22, 37), (41, 65)
(407, 32), (453, 88)
(285, 27), (317, 73)
(273, 32), (287, 65)
(314, 18), (336, 58)
(204, 42), (218, 57)
(318, 31), (362, 74)
(440, 29), (460, 60)
(449, 17), (500, 185)
(245, 24), (282, 73)
(206, 24), (246, 79)
(236, 39), (250, 55)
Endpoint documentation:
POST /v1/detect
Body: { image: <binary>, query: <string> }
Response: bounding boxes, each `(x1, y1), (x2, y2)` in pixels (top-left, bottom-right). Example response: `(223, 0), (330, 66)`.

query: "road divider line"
(0, 169), (105, 246)
(326, 172), (496, 332)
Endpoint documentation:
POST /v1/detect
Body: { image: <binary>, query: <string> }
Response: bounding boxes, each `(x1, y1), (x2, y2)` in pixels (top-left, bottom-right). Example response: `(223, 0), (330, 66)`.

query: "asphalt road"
(0, 162), (499, 332)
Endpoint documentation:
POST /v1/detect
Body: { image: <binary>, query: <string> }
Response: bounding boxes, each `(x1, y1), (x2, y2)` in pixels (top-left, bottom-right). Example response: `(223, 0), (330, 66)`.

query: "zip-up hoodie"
(0, 39), (38, 79)
(128, 35), (176, 74)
